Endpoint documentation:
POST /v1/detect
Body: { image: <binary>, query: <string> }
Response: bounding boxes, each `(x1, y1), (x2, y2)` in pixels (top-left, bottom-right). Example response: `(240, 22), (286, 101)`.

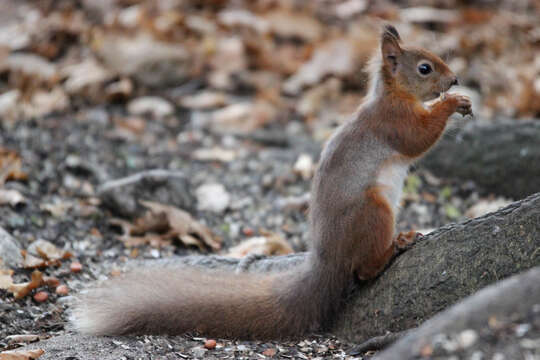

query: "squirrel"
(71, 25), (472, 339)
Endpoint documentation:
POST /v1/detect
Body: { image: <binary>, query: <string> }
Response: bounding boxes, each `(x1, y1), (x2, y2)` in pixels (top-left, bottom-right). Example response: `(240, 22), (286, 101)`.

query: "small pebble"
(43, 276), (60, 288)
(243, 227), (254, 236)
(55, 284), (69, 296)
(514, 323), (530, 337)
(70, 261), (82, 273)
(262, 348), (277, 357)
(204, 339), (217, 349)
(33, 291), (48, 302)
(457, 329), (478, 348)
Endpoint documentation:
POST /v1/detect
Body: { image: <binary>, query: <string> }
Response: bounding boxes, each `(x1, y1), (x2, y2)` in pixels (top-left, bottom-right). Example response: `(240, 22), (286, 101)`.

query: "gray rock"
(98, 169), (194, 219)
(0, 227), (23, 268)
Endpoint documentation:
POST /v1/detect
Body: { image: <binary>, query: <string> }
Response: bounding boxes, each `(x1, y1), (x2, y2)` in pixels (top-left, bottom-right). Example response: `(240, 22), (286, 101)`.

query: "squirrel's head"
(380, 25), (458, 101)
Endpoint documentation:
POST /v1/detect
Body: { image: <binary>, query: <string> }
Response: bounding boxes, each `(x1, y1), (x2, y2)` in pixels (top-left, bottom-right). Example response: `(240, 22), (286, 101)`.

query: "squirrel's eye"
(418, 63), (433, 75)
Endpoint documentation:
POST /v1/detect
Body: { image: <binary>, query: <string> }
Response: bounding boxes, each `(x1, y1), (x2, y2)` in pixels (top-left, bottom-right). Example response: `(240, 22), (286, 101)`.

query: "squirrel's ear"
(381, 26), (402, 74)
(383, 25), (401, 41)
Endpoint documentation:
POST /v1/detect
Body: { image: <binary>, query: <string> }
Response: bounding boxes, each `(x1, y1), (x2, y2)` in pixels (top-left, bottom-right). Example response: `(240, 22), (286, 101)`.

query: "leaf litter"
(111, 201), (220, 251)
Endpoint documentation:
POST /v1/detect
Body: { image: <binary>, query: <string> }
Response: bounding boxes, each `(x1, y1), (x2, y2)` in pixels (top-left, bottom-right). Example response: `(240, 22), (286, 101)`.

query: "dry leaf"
(18, 87), (69, 119)
(218, 9), (268, 33)
(111, 116), (146, 140)
(400, 7), (459, 25)
(0, 148), (28, 185)
(0, 348), (44, 360)
(112, 201), (220, 251)
(127, 96), (174, 118)
(210, 101), (276, 134)
(283, 38), (358, 95)
(61, 57), (114, 95)
(296, 78), (342, 118)
(91, 30), (190, 87)
(105, 78), (133, 100)
(0, 53), (57, 82)
(192, 147), (236, 163)
(0, 189), (26, 207)
(8, 270), (43, 299)
(263, 10), (323, 42)
(21, 250), (47, 269)
(141, 201), (220, 251)
(226, 233), (293, 258)
(334, 0), (368, 19)
(180, 91), (228, 110)
(0, 90), (19, 120)
(27, 239), (73, 261)
(0, 269), (14, 290)
(6, 334), (40, 345)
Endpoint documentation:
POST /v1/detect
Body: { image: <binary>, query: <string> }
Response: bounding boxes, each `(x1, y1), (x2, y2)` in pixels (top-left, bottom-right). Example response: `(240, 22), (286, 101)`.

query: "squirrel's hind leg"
(353, 187), (397, 281)
(394, 230), (422, 250)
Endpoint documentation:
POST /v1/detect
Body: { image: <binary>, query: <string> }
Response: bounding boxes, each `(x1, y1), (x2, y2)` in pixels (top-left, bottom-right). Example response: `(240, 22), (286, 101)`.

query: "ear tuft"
(381, 25), (402, 74)
(383, 24), (401, 41)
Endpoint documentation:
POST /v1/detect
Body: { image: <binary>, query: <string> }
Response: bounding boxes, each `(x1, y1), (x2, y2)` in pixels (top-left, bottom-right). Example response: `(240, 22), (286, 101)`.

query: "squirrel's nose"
(451, 77), (459, 86)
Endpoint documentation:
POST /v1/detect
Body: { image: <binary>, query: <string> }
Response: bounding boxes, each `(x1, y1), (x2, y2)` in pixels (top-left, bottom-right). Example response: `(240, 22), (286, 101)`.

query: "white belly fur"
(375, 161), (410, 214)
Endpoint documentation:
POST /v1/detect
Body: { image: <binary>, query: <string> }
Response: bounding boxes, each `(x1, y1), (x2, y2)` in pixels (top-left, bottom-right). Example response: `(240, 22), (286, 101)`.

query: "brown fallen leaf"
(0, 269), (14, 290)
(141, 201), (220, 251)
(91, 30), (190, 87)
(0, 348), (45, 360)
(8, 270), (43, 299)
(20, 250), (47, 269)
(210, 100), (277, 135)
(263, 10), (323, 42)
(0, 148), (28, 185)
(179, 91), (228, 110)
(218, 9), (269, 33)
(226, 233), (293, 258)
(27, 239), (73, 261)
(111, 201), (220, 251)
(18, 87), (70, 120)
(61, 57), (114, 95)
(282, 38), (357, 95)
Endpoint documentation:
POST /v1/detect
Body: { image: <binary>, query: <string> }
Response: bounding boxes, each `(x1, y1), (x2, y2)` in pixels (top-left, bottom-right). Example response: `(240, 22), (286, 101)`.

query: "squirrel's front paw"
(451, 94), (472, 117)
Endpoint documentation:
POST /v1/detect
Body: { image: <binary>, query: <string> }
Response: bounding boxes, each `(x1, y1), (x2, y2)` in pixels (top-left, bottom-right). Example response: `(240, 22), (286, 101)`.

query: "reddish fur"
(395, 230), (420, 248)
(366, 89), (458, 158)
(352, 186), (396, 280)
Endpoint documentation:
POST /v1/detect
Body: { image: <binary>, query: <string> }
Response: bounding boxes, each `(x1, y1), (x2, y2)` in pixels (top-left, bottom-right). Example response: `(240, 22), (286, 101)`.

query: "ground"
(0, 106), (494, 359)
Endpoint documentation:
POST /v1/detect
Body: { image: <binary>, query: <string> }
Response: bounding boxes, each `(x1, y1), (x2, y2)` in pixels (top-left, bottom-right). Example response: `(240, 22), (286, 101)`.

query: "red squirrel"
(71, 25), (472, 339)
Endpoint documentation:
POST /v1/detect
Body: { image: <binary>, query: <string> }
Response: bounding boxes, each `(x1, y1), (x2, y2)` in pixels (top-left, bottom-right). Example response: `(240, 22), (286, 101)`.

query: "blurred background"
(0, 0), (540, 351)
(1, 0), (540, 244)
(1, 0), (539, 127)
(0, 0), (539, 250)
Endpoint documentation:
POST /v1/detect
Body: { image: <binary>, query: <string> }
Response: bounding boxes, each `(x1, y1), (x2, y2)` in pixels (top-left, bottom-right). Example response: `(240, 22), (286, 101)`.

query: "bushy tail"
(70, 259), (346, 339)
